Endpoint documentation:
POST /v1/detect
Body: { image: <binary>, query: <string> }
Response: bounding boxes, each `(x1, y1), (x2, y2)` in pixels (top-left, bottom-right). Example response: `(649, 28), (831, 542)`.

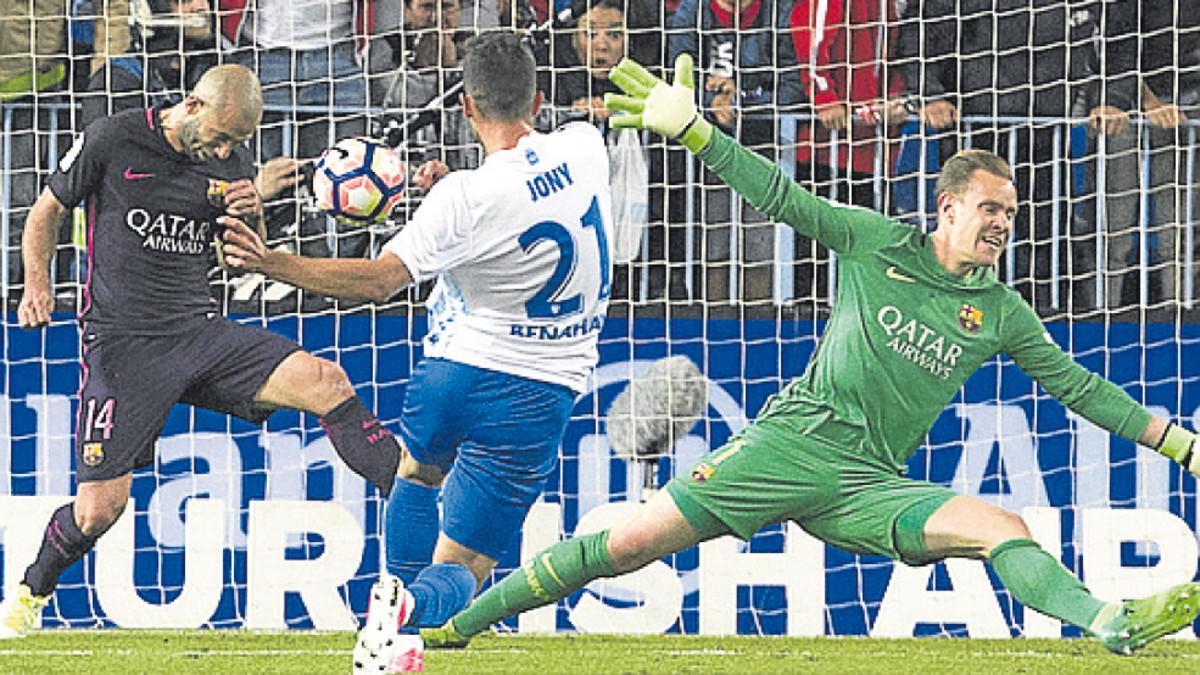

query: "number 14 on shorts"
(82, 397), (116, 441)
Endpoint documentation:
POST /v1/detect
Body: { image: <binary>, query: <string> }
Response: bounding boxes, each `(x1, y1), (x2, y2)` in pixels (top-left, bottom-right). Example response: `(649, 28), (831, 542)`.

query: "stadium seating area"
(1, 0), (1198, 316)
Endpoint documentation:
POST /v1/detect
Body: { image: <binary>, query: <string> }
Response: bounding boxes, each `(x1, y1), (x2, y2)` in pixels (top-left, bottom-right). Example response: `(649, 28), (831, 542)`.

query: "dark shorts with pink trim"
(75, 316), (300, 481)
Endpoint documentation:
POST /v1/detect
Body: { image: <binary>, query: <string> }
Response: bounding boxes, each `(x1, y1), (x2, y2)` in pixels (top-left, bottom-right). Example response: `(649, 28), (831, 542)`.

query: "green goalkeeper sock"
(989, 538), (1107, 629)
(450, 530), (616, 637)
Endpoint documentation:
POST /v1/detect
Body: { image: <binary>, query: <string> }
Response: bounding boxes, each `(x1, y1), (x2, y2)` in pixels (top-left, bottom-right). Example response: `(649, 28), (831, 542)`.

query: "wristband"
(677, 114), (714, 154)
(1158, 423), (1198, 470)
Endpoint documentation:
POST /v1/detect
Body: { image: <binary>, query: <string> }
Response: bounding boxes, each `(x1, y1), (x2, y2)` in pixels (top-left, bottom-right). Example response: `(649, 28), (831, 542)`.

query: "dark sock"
(319, 397), (401, 497)
(408, 562), (477, 628)
(990, 538), (1107, 629)
(385, 478), (440, 584)
(23, 504), (100, 597)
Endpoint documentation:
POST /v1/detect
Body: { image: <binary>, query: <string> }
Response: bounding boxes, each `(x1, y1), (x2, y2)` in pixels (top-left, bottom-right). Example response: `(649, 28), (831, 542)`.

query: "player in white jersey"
(382, 117), (611, 393)
(220, 30), (613, 671)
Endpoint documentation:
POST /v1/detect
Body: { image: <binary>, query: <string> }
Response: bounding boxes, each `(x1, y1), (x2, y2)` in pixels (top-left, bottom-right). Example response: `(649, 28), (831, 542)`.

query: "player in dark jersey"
(421, 56), (1200, 656)
(0, 64), (402, 638)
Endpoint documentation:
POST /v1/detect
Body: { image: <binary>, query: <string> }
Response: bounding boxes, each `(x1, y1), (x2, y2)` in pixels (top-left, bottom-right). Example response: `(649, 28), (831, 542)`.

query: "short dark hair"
(461, 30), (537, 123)
(572, 0), (626, 20)
(935, 149), (1013, 198)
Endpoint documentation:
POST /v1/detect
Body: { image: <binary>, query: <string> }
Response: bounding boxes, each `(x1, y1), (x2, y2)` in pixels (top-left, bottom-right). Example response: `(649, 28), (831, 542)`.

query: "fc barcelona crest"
(691, 463), (715, 483)
(958, 303), (983, 334)
(82, 442), (104, 467)
(207, 179), (229, 209)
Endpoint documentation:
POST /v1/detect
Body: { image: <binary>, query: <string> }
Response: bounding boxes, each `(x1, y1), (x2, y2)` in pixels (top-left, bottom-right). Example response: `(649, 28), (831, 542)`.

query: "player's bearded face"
(178, 103), (252, 161)
(178, 115), (214, 160)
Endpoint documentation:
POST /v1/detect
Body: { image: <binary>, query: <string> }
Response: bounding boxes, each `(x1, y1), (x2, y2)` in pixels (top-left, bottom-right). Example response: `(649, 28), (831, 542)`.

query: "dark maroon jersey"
(48, 105), (253, 335)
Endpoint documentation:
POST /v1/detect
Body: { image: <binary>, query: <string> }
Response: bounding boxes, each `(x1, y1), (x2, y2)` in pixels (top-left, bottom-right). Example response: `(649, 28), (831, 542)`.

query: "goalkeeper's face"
(940, 169), (1017, 270)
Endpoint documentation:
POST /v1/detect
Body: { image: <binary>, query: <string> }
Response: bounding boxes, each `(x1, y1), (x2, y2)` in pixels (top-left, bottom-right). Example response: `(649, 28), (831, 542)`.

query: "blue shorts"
(398, 358), (576, 560)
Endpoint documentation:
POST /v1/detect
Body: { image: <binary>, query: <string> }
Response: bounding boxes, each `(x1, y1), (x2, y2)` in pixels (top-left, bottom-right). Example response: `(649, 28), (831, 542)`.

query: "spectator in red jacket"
(789, 0), (903, 211)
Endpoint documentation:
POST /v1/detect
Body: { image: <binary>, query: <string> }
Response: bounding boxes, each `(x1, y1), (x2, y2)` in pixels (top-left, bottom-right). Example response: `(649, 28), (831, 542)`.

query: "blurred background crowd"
(1, 0), (1198, 318)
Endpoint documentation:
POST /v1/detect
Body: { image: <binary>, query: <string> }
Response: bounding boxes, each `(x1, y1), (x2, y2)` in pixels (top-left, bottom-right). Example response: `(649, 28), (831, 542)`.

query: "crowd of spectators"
(1, 0), (1199, 315)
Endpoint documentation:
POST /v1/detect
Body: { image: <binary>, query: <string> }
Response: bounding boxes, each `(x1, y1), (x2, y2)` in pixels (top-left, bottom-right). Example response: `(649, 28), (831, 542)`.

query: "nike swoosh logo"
(123, 168), (154, 180)
(540, 553), (566, 588)
(885, 266), (916, 283)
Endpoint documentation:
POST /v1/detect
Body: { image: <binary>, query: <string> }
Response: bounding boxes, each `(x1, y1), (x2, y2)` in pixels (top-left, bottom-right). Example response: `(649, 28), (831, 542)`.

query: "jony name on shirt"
(525, 162), (574, 203)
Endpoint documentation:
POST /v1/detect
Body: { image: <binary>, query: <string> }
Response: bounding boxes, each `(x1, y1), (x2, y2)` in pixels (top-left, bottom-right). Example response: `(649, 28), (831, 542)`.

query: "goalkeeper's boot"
(0, 584), (49, 639)
(1090, 582), (1200, 655)
(420, 621), (471, 650)
(353, 574), (415, 673)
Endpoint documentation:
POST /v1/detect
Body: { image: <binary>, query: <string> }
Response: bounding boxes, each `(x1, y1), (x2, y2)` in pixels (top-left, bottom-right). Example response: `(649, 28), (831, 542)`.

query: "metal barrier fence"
(762, 115), (1199, 310)
(1, 101), (73, 303)
(3, 102), (1197, 310)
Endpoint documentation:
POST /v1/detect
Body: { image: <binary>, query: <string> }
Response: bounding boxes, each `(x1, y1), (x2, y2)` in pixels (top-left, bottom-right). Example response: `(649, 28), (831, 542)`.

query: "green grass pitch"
(1, 631), (1200, 674)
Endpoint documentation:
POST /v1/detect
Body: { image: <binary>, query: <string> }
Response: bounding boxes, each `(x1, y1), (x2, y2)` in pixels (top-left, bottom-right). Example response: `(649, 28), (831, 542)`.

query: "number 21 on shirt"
(518, 195), (611, 319)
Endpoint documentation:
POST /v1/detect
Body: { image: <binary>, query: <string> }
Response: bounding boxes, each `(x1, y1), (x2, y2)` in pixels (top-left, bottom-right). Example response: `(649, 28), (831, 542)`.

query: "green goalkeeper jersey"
(697, 130), (1151, 471)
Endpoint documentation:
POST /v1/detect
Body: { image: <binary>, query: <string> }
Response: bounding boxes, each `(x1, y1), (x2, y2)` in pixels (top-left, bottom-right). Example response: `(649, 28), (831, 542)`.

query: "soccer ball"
(312, 137), (407, 224)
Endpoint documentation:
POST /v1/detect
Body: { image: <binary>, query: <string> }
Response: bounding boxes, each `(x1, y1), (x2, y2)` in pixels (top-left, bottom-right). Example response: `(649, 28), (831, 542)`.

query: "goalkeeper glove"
(1157, 423), (1200, 476)
(605, 54), (714, 154)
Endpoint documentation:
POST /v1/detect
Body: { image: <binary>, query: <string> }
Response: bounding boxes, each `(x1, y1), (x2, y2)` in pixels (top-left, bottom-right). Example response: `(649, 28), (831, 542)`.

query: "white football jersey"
(383, 123), (613, 392)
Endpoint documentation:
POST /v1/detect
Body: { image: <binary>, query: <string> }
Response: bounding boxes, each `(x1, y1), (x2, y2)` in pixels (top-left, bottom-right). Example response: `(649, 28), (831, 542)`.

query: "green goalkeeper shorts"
(666, 416), (956, 565)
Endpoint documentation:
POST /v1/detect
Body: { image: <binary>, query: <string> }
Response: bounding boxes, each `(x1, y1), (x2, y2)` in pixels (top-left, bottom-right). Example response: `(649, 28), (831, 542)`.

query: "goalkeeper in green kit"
(424, 55), (1200, 655)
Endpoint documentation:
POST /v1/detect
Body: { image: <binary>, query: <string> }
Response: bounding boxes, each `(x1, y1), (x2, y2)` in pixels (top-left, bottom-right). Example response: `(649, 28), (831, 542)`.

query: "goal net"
(1, 0), (1198, 638)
